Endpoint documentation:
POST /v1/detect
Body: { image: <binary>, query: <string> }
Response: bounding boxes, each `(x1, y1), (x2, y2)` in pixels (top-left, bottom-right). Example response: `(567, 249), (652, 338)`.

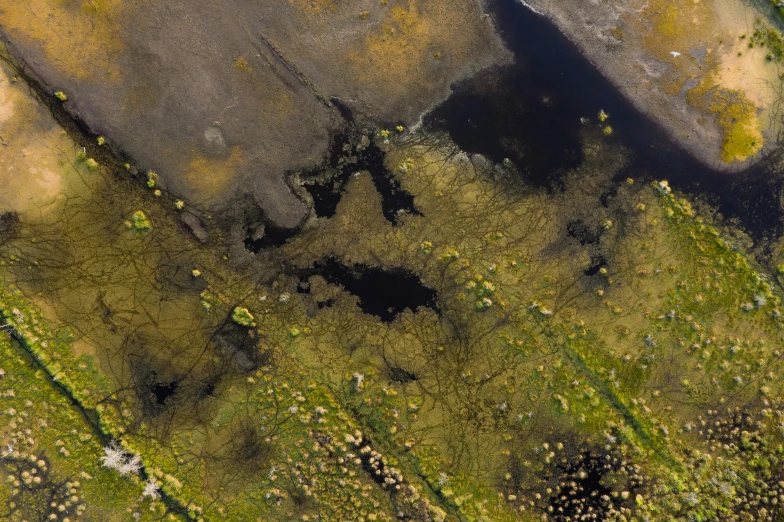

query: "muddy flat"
(0, 0), (507, 228)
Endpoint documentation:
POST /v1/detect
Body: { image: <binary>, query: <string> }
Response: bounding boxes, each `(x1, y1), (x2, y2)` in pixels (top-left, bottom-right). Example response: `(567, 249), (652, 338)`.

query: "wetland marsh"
(3, 1), (784, 521)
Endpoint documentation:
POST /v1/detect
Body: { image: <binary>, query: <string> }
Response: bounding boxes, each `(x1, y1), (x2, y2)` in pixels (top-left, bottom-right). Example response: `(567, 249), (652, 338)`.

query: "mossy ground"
(0, 334), (161, 521)
(3, 25), (784, 522)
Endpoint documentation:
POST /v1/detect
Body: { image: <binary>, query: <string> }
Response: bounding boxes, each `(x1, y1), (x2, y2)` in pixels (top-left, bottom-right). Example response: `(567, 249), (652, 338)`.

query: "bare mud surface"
(0, 0), (508, 228)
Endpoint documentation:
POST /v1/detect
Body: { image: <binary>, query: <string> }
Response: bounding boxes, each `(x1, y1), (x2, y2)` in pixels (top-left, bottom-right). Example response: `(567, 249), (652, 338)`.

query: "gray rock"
(180, 212), (209, 243)
(471, 154), (489, 169)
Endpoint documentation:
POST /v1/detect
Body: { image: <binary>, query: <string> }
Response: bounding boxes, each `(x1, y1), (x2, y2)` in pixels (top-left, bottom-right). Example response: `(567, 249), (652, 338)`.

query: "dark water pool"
(425, 0), (784, 242)
(297, 257), (438, 322)
(303, 131), (420, 224)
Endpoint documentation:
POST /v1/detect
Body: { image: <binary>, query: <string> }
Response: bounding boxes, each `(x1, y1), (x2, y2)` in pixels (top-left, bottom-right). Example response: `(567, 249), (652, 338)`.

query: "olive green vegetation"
(750, 23), (784, 62)
(4, 113), (784, 522)
(0, 317), (157, 521)
(282, 131), (784, 520)
(0, 141), (437, 520)
(767, 0), (784, 21)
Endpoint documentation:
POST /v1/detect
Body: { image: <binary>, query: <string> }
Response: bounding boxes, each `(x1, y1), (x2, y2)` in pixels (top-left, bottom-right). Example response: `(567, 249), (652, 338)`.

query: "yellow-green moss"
(687, 78), (763, 163)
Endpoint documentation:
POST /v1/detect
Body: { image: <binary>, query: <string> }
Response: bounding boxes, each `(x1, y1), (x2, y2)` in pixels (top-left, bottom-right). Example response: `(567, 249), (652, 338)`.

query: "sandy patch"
(0, 63), (74, 215)
(713, 0), (783, 129)
(0, 77), (14, 124)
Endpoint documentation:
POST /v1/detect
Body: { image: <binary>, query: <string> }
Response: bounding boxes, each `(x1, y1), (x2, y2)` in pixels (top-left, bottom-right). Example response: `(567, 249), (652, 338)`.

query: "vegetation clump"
(231, 306), (255, 326)
(146, 171), (158, 188)
(4, 55), (784, 520)
(687, 77), (763, 162)
(127, 210), (152, 233)
(750, 24), (784, 62)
